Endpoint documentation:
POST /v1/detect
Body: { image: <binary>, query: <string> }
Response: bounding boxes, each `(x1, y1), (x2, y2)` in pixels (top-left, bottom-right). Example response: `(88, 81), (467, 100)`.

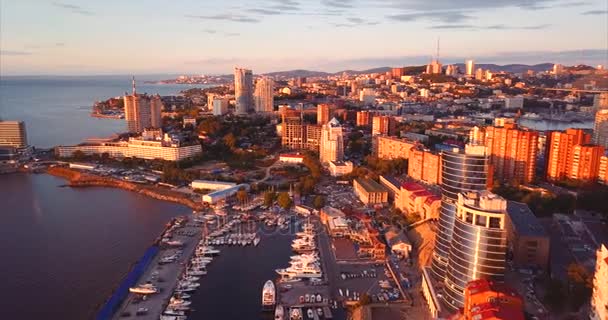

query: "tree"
(223, 133), (237, 150)
(566, 263), (593, 310)
(264, 191), (276, 206)
(313, 195), (325, 209)
(277, 192), (293, 209)
(236, 187), (248, 205)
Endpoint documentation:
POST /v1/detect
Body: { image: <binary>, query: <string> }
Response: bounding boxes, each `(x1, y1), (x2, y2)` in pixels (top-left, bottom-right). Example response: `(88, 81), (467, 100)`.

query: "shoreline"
(46, 167), (205, 211)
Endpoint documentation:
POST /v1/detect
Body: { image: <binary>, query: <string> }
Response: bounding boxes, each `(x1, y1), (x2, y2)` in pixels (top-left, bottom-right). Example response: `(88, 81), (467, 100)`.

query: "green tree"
(277, 192), (293, 209)
(313, 195), (325, 209)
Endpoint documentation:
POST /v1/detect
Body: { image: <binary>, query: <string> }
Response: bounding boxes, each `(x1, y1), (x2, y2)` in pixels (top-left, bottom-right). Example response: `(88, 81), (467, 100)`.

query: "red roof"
(401, 181), (426, 192)
(280, 154), (304, 159)
(424, 195), (441, 205)
(469, 302), (524, 320)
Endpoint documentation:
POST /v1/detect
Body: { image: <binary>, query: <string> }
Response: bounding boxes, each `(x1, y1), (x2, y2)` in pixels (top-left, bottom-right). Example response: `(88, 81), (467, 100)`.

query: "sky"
(1, 0), (607, 75)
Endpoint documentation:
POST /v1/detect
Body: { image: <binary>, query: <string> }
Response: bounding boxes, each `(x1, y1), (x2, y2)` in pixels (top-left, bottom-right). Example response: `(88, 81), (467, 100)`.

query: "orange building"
(408, 147), (442, 185)
(461, 279), (524, 320)
(473, 125), (539, 184)
(546, 128), (591, 181)
(317, 103), (332, 125)
(356, 110), (376, 127)
(372, 115), (396, 136)
(374, 136), (416, 160)
(599, 155), (608, 185)
(391, 67), (406, 79)
(569, 144), (604, 181)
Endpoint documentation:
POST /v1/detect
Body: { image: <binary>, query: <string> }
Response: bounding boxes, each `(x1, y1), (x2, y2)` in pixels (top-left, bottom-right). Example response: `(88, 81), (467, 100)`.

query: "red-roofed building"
(459, 279), (524, 320)
(395, 181), (440, 220)
(279, 153), (304, 164)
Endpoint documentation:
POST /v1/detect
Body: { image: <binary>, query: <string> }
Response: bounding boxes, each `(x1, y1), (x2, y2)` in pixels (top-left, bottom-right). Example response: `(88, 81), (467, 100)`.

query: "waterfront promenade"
(111, 220), (202, 320)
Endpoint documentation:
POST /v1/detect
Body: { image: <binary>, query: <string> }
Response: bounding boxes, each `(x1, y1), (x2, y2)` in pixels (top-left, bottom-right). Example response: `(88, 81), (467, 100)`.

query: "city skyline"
(1, 0), (607, 75)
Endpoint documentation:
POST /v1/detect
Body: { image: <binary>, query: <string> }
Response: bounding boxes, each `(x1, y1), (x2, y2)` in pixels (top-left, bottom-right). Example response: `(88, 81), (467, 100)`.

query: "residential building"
(465, 59), (475, 76)
(354, 178), (388, 205)
(384, 227), (413, 258)
(426, 59), (442, 74)
(56, 131), (202, 162)
(319, 118), (344, 164)
(124, 79), (163, 133)
(372, 115), (396, 136)
(473, 125), (539, 184)
(397, 181), (441, 220)
(391, 67), (406, 79)
(599, 154), (608, 185)
(460, 279), (524, 320)
(212, 98), (229, 116)
(505, 201), (550, 271)
(254, 76), (274, 113)
(328, 160), (353, 176)
(590, 243), (608, 320)
(546, 128), (591, 181)
(374, 135), (416, 160)
(234, 67), (253, 115)
(359, 88), (376, 105)
(408, 147), (442, 185)
(317, 104), (332, 125)
(569, 144), (604, 181)
(281, 114), (321, 151)
(505, 96), (524, 109)
(278, 153), (304, 164)
(356, 110), (376, 127)
(431, 145), (491, 282)
(0, 120), (28, 147)
(593, 92), (608, 148)
(444, 191), (508, 310)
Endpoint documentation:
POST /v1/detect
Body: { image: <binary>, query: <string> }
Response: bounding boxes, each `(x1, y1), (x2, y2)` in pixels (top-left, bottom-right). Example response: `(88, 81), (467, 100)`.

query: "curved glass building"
(431, 145), (491, 281)
(443, 191), (508, 310)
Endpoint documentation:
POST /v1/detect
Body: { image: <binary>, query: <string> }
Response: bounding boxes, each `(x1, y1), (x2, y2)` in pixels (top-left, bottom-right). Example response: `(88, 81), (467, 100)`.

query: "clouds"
(52, 2), (94, 15)
(203, 29), (240, 37)
(186, 14), (261, 23)
(429, 23), (551, 30)
(1, 50), (32, 56)
(387, 11), (471, 23)
(582, 9), (608, 14)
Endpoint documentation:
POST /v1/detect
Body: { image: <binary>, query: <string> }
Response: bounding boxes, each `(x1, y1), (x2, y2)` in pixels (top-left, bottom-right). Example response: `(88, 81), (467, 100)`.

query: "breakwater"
(47, 167), (205, 211)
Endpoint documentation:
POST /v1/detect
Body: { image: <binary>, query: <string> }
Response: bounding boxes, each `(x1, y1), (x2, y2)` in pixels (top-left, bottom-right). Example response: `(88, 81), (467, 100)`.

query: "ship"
(262, 280), (276, 311)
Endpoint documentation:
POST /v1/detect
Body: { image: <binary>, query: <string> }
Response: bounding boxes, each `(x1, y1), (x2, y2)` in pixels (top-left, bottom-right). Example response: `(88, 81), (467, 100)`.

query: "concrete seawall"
(47, 167), (205, 211)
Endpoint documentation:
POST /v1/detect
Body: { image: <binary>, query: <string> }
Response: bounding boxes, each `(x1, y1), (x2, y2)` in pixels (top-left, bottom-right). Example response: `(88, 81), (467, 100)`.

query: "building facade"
(461, 279), (524, 320)
(590, 243), (608, 320)
(599, 154), (608, 185)
(408, 147), (442, 185)
(234, 67), (254, 115)
(124, 84), (163, 134)
(356, 110), (375, 127)
(0, 120), (28, 148)
(593, 92), (608, 148)
(505, 201), (550, 271)
(546, 128), (591, 181)
(254, 76), (274, 113)
(281, 114), (321, 151)
(319, 118), (344, 164)
(374, 135), (416, 160)
(443, 191), (508, 310)
(372, 115), (396, 136)
(431, 145), (491, 282)
(317, 104), (332, 125)
(569, 144), (604, 181)
(354, 178), (389, 205)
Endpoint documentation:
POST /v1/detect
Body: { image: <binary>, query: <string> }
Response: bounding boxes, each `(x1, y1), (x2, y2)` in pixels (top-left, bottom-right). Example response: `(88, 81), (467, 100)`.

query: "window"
(476, 215), (487, 227)
(489, 217), (501, 228)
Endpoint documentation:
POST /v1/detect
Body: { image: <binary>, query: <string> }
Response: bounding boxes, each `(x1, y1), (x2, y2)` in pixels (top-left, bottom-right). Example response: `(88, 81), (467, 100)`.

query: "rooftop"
(355, 178), (388, 193)
(401, 181), (426, 192)
(506, 201), (547, 237)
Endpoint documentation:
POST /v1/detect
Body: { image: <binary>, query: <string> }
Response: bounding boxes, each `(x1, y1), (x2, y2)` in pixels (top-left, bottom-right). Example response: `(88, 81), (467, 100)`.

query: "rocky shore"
(47, 167), (205, 211)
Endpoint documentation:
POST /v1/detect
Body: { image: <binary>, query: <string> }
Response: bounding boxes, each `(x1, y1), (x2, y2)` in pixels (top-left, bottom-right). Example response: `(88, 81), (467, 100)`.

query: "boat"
(163, 309), (186, 316)
(262, 280), (276, 310)
(169, 297), (191, 307)
(254, 237), (261, 246)
(290, 308), (302, 320)
(129, 283), (158, 295)
(317, 308), (323, 317)
(275, 305), (285, 320)
(307, 309), (314, 319)
(165, 240), (184, 247)
(316, 294), (322, 303)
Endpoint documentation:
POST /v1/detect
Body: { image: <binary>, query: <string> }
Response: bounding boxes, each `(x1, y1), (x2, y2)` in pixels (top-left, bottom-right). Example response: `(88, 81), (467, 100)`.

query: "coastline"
(46, 167), (205, 211)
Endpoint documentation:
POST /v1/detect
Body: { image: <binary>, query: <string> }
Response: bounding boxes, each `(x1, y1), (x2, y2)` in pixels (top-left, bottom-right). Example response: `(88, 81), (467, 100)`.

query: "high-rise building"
(124, 78), (163, 133)
(234, 67), (253, 115)
(431, 145), (491, 282)
(391, 67), (406, 79)
(356, 110), (375, 127)
(552, 63), (564, 75)
(408, 147), (442, 185)
(546, 128), (591, 181)
(317, 104), (332, 125)
(281, 113), (321, 151)
(599, 154), (608, 185)
(590, 243), (608, 320)
(0, 120), (28, 148)
(461, 279), (524, 320)
(254, 76), (274, 113)
(374, 136), (416, 160)
(569, 144), (604, 181)
(444, 190), (508, 310)
(212, 98), (229, 116)
(475, 68), (486, 80)
(474, 125), (539, 184)
(426, 59), (443, 74)
(372, 115), (396, 136)
(445, 65), (458, 76)
(593, 93), (608, 148)
(319, 118), (344, 165)
(465, 59), (475, 76)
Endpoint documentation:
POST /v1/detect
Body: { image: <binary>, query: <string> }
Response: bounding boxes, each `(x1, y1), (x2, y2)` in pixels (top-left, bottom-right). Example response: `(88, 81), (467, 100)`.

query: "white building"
(319, 118), (344, 165)
(202, 184), (250, 204)
(254, 76), (274, 113)
(191, 180), (237, 191)
(212, 98), (229, 116)
(465, 59), (475, 76)
(359, 88), (376, 105)
(590, 243), (608, 320)
(234, 67), (253, 115)
(329, 160), (353, 177)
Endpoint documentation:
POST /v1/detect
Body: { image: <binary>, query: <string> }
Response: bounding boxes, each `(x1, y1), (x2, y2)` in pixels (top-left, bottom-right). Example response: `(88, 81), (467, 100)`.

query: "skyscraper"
(124, 78), (163, 133)
(0, 120), (28, 147)
(254, 76), (274, 113)
(431, 145), (491, 282)
(474, 124), (539, 184)
(317, 104), (331, 125)
(569, 144), (604, 182)
(590, 243), (608, 320)
(546, 128), (591, 181)
(593, 93), (608, 148)
(234, 67), (253, 115)
(465, 59), (475, 76)
(372, 115), (396, 136)
(319, 118), (344, 164)
(444, 190), (508, 309)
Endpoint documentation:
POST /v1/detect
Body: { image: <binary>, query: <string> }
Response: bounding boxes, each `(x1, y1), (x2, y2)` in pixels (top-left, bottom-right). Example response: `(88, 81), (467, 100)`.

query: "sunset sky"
(1, 0), (607, 75)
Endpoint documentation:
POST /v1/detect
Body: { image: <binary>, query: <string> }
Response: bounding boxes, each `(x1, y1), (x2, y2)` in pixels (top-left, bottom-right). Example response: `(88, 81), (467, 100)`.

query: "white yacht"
(262, 280), (276, 310)
(254, 236), (261, 246)
(275, 305), (285, 320)
(129, 283), (158, 295)
(290, 308), (302, 320)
